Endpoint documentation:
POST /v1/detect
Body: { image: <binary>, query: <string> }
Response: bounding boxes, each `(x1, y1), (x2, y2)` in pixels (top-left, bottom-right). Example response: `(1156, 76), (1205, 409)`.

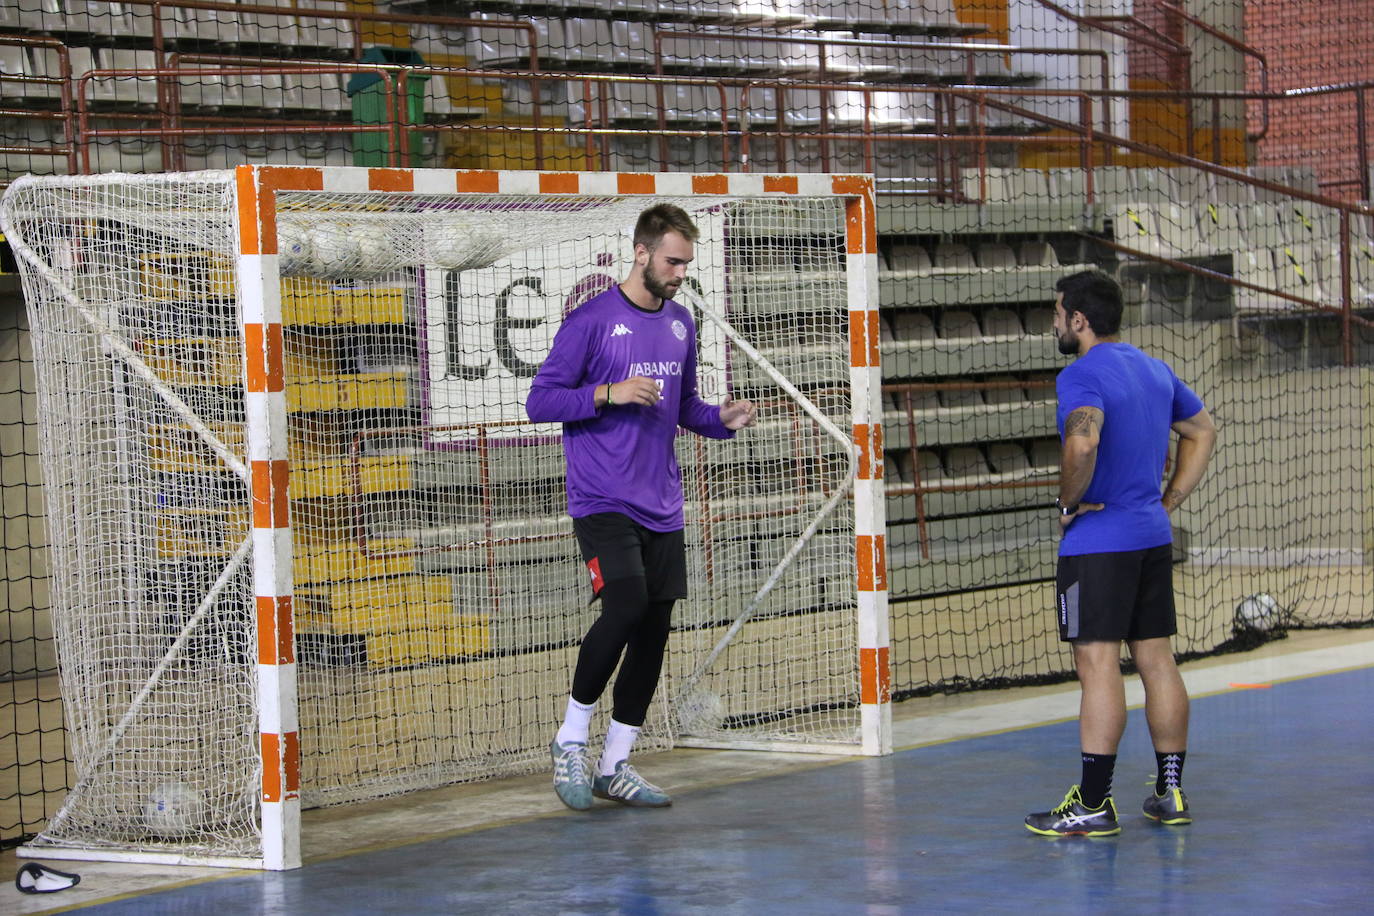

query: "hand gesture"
(608, 376), (661, 407)
(720, 398), (757, 430)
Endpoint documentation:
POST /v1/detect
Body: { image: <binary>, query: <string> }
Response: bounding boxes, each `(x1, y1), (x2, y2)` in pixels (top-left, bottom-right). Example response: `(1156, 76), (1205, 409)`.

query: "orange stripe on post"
(860, 646), (891, 705)
(692, 174), (729, 195)
(368, 168), (414, 192)
(763, 175), (799, 194)
(849, 311), (880, 368)
(243, 323), (285, 393)
(236, 166), (260, 256)
(618, 173), (656, 195)
(853, 423), (883, 479)
(844, 196), (877, 254)
(261, 732), (301, 801)
(255, 168), (324, 255)
(457, 170), (501, 193)
(539, 173), (581, 194)
(856, 534), (888, 591)
(251, 459), (291, 529)
(256, 595), (295, 665)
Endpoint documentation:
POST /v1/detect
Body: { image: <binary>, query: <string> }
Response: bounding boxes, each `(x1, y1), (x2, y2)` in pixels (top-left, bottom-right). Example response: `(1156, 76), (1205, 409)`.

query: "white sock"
(555, 697), (595, 747)
(599, 719), (641, 776)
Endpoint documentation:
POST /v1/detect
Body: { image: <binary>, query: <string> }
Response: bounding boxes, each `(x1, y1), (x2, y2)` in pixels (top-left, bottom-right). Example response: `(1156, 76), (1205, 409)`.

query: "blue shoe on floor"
(550, 739), (593, 811)
(592, 761), (672, 808)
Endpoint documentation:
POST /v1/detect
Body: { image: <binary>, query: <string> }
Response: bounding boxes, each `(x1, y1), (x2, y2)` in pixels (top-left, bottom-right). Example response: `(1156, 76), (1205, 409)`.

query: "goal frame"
(12, 165), (889, 871)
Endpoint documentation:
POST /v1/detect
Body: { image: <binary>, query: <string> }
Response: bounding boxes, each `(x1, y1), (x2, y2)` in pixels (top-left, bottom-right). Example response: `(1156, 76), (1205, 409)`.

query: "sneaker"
(550, 739), (593, 811)
(592, 761), (672, 808)
(1143, 787), (1192, 825)
(1025, 785), (1121, 837)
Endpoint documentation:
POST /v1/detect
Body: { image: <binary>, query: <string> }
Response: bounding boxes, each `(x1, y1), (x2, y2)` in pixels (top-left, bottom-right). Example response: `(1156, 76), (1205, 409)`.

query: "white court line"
(892, 636), (1374, 750)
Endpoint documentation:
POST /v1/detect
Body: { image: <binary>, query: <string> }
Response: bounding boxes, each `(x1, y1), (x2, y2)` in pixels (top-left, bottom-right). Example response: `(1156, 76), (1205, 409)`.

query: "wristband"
(604, 384), (613, 407)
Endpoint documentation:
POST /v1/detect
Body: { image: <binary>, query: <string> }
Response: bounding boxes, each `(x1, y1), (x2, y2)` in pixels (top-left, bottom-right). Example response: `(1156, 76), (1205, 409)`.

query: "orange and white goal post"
(0, 166), (888, 870)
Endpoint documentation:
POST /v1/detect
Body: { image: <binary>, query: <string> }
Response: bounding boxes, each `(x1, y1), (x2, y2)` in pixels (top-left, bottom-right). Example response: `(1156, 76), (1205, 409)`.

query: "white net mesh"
(1, 171), (863, 857)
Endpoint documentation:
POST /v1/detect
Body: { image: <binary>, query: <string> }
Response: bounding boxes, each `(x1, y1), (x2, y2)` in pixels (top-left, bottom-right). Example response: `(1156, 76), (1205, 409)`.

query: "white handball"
(424, 222), (507, 271)
(356, 231), (397, 275)
(143, 781), (206, 837)
(1234, 593), (1284, 632)
(278, 222), (314, 276)
(308, 223), (362, 276)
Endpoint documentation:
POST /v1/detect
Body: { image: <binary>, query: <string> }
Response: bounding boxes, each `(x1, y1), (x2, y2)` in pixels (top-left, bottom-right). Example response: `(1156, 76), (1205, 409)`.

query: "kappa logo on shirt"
(610, 323), (632, 337)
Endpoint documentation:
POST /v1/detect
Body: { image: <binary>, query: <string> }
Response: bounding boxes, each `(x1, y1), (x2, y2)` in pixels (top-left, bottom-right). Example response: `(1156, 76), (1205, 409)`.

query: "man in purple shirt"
(527, 203), (757, 810)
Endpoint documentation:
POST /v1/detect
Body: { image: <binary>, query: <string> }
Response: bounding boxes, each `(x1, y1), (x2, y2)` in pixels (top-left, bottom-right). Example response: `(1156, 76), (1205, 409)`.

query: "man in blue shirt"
(1025, 270), (1216, 837)
(527, 203), (757, 811)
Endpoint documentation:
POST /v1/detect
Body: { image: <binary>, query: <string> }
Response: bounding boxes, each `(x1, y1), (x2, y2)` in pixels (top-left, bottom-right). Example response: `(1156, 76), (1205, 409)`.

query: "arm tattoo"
(1163, 487), (1185, 510)
(1064, 408), (1098, 438)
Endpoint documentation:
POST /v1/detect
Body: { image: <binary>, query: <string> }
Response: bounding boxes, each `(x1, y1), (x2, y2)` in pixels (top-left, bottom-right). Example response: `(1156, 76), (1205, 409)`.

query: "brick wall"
(1244, 0), (1374, 200)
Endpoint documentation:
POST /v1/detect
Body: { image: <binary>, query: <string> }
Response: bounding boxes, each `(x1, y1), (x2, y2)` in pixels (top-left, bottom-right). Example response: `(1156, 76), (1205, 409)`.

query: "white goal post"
(0, 166), (889, 870)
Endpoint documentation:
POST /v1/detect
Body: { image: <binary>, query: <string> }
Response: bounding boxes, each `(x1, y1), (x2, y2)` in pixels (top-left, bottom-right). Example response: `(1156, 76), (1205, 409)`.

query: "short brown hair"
(633, 203), (699, 250)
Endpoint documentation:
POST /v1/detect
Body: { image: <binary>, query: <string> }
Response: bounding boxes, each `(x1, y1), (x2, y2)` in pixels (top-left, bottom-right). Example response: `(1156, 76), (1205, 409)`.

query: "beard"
(1056, 330), (1079, 355)
(642, 261), (681, 302)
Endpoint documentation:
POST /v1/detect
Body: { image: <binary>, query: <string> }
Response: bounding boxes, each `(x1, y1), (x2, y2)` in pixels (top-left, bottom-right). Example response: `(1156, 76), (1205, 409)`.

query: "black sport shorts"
(572, 512), (687, 603)
(1055, 544), (1176, 642)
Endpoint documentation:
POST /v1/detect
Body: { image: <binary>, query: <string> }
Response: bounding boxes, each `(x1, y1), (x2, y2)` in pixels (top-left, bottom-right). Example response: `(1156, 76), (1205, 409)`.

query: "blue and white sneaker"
(550, 739), (593, 811)
(592, 761), (672, 808)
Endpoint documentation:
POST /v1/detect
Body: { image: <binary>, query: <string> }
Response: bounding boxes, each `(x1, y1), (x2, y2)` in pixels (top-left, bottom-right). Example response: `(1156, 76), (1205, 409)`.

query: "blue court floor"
(36, 653), (1373, 915)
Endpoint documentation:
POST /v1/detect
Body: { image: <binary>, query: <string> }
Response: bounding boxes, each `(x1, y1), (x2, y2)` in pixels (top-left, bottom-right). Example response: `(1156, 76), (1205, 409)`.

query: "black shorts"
(572, 512), (687, 603)
(1055, 544), (1176, 642)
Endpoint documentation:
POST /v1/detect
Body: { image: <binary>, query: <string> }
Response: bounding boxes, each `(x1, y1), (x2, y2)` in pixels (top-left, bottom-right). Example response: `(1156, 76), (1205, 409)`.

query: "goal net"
(0, 167), (886, 868)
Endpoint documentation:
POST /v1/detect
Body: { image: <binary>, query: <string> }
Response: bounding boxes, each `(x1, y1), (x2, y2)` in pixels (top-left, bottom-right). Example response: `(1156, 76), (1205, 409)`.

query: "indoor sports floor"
(7, 628), (1372, 915)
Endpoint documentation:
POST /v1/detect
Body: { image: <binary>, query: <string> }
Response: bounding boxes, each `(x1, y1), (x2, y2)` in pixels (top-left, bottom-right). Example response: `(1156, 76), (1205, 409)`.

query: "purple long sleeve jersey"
(526, 286), (734, 532)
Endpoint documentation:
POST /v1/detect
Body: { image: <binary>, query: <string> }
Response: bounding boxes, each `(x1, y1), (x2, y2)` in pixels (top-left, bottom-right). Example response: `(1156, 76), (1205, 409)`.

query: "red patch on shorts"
(587, 556), (604, 596)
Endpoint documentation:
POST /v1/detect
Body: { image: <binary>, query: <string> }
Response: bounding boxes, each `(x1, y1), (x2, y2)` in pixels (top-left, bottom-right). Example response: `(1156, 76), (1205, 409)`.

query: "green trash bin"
(347, 47), (431, 167)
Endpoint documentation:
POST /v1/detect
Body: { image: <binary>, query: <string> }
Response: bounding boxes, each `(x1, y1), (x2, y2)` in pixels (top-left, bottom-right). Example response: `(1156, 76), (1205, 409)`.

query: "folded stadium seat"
(986, 442), (1031, 473)
(877, 311), (898, 345)
(1029, 438), (1060, 469)
(936, 309), (981, 339)
(915, 449), (948, 484)
(1023, 306), (1054, 335)
(1196, 199), (1246, 255)
(937, 379), (984, 410)
(976, 243), (1018, 270)
(1093, 166), (1136, 200)
(944, 445), (989, 479)
(1243, 202), (1289, 250)
(884, 452), (907, 484)
(887, 383), (939, 414)
(1017, 240), (1060, 267)
(961, 167), (1009, 204)
(1275, 243), (1329, 304)
(981, 308), (1023, 337)
(1232, 248), (1283, 311)
(886, 242), (933, 274)
(781, 88), (824, 127)
(0, 46), (26, 103)
(932, 242), (976, 272)
(983, 377), (1028, 405)
(892, 310), (937, 341)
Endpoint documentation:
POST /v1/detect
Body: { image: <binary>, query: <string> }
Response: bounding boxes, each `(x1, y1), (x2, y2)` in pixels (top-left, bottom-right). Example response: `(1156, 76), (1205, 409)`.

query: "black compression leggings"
(570, 576), (675, 728)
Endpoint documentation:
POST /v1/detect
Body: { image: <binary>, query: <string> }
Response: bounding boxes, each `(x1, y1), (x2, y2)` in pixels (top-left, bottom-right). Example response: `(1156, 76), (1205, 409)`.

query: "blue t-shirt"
(525, 286), (733, 532)
(1056, 342), (1205, 556)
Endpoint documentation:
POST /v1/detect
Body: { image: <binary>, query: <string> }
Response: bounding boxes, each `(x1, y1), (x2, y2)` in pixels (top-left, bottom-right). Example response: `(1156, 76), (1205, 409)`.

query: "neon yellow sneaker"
(1025, 784), (1121, 837)
(1143, 787), (1192, 825)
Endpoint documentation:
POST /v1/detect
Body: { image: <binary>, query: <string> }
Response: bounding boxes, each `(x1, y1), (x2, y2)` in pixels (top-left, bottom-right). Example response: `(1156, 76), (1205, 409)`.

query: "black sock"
(1155, 750), (1186, 794)
(1080, 753), (1117, 808)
